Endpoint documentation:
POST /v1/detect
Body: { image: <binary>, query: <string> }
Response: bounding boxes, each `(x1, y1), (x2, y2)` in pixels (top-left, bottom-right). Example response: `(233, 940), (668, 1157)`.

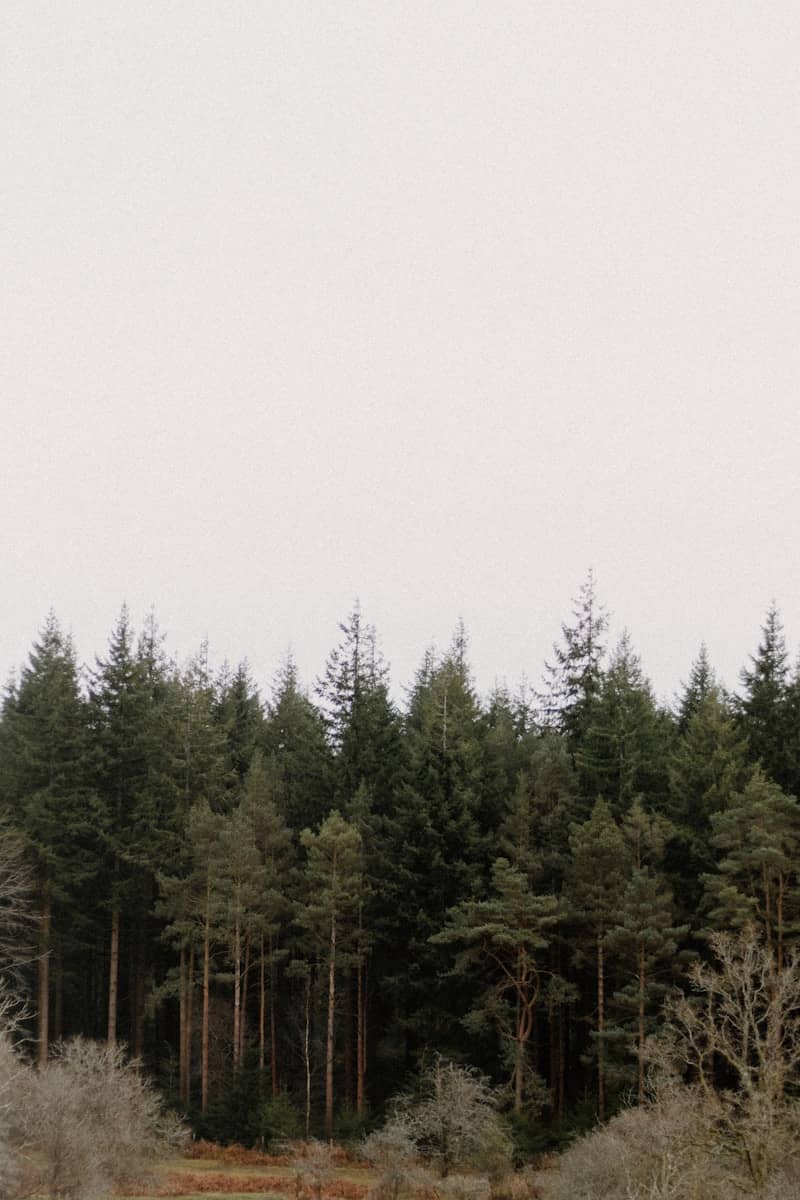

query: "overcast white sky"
(2, 2), (799, 706)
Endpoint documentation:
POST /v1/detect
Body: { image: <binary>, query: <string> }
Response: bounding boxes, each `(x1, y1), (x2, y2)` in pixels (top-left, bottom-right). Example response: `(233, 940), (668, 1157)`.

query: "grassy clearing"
(121, 1149), (376, 1199)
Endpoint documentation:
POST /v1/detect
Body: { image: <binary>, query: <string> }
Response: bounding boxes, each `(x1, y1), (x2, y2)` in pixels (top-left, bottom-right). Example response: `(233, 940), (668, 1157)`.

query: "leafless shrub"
(19, 1038), (185, 1200)
(435, 1175), (491, 1200)
(537, 929), (800, 1200)
(287, 1139), (336, 1200)
(393, 1057), (513, 1180)
(363, 1116), (420, 1200)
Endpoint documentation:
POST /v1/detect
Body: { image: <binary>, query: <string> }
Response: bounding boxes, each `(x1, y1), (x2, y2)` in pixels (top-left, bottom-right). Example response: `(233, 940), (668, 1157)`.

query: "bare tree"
(538, 928), (800, 1200)
(18, 1039), (185, 1200)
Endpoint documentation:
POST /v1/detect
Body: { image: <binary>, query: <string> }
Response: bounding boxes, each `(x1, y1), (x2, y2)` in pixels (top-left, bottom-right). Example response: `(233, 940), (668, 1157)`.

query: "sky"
(2, 2), (799, 708)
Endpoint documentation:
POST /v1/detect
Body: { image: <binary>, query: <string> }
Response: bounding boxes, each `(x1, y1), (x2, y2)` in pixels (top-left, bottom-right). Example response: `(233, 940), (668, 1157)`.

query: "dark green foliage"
(5, 599), (800, 1150)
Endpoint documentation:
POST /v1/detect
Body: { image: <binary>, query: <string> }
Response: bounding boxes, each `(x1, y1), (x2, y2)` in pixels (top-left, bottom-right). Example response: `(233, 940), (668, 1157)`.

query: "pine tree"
(298, 811), (363, 1139)
(240, 751), (293, 1092)
(435, 855), (561, 1113)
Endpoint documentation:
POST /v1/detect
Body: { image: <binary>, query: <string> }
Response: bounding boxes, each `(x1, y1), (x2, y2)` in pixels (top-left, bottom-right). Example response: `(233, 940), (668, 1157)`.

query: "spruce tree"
(568, 798), (630, 1120)
(738, 604), (792, 789)
(0, 613), (90, 1061)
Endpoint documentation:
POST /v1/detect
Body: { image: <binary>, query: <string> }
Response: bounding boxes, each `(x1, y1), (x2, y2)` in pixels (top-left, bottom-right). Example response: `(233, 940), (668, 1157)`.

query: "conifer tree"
(676, 643), (716, 733)
(738, 604), (792, 789)
(240, 751), (293, 1092)
(435, 855), (561, 1112)
(607, 799), (686, 1102)
(577, 633), (671, 816)
(0, 613), (90, 1062)
(540, 570), (608, 749)
(298, 811), (363, 1139)
(667, 687), (749, 927)
(703, 768), (800, 966)
(568, 798), (630, 1120)
(263, 655), (333, 832)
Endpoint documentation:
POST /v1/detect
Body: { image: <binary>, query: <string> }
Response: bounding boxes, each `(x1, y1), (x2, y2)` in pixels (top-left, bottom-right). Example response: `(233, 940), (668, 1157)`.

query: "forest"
(1, 574), (799, 1158)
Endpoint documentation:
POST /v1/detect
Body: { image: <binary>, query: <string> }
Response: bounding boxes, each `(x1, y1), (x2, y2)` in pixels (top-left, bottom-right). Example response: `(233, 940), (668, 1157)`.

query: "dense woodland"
(2, 575), (799, 1151)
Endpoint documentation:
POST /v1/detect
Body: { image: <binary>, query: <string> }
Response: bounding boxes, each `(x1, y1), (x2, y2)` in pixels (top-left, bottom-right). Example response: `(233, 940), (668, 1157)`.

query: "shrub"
(19, 1038), (185, 1200)
(257, 1093), (304, 1150)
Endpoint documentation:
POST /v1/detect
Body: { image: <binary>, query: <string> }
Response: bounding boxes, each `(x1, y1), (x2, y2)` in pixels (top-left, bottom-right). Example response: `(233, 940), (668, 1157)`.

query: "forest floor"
(119, 1143), (376, 1200)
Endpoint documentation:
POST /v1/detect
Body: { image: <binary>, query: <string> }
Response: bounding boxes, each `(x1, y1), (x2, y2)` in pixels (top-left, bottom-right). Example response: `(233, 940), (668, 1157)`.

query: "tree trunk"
(133, 926), (146, 1059)
(344, 972), (353, 1109)
(37, 890), (51, 1068)
(325, 914), (336, 1140)
(597, 934), (606, 1122)
(179, 946), (187, 1105)
(356, 957), (365, 1115)
(239, 935), (250, 1064)
(270, 937), (279, 1096)
(107, 907), (120, 1047)
(233, 917), (241, 1069)
(637, 941), (646, 1105)
(186, 944), (194, 1107)
(259, 934), (266, 1075)
(304, 972), (312, 1138)
(201, 885), (211, 1115)
(53, 943), (63, 1043)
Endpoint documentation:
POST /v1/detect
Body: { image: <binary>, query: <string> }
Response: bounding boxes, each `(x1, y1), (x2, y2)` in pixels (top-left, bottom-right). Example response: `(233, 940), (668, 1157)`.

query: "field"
(120, 1143), (377, 1200)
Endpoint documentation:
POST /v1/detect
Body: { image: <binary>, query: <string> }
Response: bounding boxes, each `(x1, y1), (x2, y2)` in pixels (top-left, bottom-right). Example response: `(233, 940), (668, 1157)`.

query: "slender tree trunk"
(179, 946), (187, 1105)
(637, 941), (646, 1105)
(201, 886), (211, 1115)
(239, 935), (250, 1064)
(233, 917), (241, 1069)
(270, 935), (279, 1096)
(259, 934), (266, 1075)
(133, 925), (146, 1059)
(597, 934), (606, 1122)
(186, 944), (194, 1107)
(356, 957), (365, 1115)
(325, 914), (336, 1140)
(344, 972), (353, 1109)
(558, 1001), (566, 1121)
(53, 943), (63, 1043)
(777, 873), (785, 970)
(107, 907), (120, 1047)
(304, 972), (312, 1138)
(37, 890), (51, 1068)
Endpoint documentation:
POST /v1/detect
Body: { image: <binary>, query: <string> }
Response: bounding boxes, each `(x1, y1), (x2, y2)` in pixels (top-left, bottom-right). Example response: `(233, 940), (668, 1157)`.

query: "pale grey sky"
(2, 2), (799, 706)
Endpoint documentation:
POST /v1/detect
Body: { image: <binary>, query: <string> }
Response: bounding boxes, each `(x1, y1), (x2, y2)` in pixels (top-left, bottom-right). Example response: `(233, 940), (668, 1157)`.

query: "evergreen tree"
(263, 655), (332, 833)
(738, 604), (792, 788)
(607, 799), (686, 1102)
(568, 798), (630, 1120)
(240, 751), (294, 1092)
(298, 811), (363, 1139)
(0, 613), (90, 1062)
(214, 661), (264, 789)
(317, 604), (404, 809)
(667, 688), (749, 928)
(540, 570), (608, 748)
(435, 855), (561, 1113)
(675, 643), (716, 733)
(703, 768), (800, 966)
(577, 633), (671, 816)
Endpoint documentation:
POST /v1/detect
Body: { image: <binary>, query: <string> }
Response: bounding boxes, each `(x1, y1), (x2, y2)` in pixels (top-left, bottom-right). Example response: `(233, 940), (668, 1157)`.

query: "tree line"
(1, 576), (799, 1147)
